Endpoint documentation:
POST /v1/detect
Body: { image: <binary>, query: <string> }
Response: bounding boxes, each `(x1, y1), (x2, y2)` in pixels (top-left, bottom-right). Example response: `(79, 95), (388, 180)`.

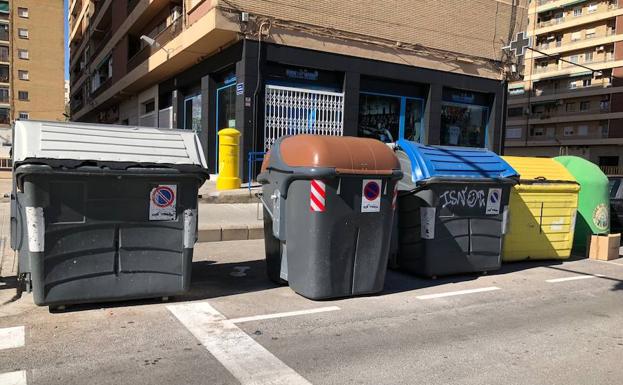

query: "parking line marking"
(168, 302), (312, 385)
(0, 326), (24, 350)
(546, 274), (604, 283)
(0, 370), (27, 385)
(229, 306), (340, 324)
(416, 286), (501, 300)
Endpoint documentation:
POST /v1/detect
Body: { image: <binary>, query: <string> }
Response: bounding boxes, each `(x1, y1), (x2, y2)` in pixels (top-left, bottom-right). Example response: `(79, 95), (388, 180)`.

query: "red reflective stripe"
(310, 192), (324, 211)
(311, 180), (326, 198)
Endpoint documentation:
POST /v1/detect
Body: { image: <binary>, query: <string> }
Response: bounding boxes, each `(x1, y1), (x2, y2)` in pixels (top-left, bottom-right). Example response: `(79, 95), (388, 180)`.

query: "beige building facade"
(69, 0), (527, 178)
(506, 0), (623, 174)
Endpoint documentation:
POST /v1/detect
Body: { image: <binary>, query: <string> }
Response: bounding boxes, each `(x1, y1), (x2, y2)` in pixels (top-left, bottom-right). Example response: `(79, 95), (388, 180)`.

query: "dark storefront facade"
(155, 40), (507, 180)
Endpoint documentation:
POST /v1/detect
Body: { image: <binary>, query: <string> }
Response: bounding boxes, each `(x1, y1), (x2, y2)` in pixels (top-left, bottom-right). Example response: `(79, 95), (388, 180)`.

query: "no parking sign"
(361, 179), (381, 213)
(150, 184), (177, 220)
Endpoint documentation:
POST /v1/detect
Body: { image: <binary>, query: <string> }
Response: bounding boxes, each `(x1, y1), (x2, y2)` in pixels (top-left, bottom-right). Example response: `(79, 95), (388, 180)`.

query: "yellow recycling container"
(216, 128), (241, 190)
(502, 156), (580, 261)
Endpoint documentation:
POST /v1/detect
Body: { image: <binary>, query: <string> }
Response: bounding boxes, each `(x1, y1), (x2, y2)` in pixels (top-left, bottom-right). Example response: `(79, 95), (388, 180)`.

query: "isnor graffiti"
(439, 187), (486, 209)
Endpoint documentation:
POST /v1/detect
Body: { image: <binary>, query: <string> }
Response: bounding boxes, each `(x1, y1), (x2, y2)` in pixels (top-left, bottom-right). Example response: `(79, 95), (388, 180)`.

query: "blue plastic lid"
(397, 139), (518, 183)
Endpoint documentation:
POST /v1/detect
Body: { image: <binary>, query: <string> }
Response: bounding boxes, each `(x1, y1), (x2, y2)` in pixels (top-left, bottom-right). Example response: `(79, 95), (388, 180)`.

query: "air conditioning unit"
(597, 46), (605, 51)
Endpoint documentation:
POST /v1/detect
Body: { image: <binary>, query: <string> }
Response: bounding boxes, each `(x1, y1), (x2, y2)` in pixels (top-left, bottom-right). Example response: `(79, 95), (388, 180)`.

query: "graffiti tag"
(439, 187), (486, 209)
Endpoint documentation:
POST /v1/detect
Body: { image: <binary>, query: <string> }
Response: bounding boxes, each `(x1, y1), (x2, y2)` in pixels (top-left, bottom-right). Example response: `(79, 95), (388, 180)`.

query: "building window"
(588, 3), (598, 12)
(507, 107), (524, 118)
(582, 78), (592, 87)
(569, 55), (579, 64)
(0, 87), (8, 103)
(571, 31), (582, 41)
(580, 101), (590, 111)
(17, 7), (28, 18)
(585, 52), (593, 62)
(142, 99), (155, 114)
(0, 108), (8, 124)
(564, 126), (575, 136)
(506, 127), (522, 139)
(600, 120), (609, 137)
(18, 49), (28, 60)
(585, 29), (596, 39)
(18, 70), (28, 80)
(183, 93), (202, 131)
(0, 45), (7, 62)
(578, 125), (588, 135)
(18, 111), (28, 119)
(569, 81), (578, 89)
(17, 28), (28, 39)
(601, 98), (610, 111)
(573, 7), (582, 16)
(18, 91), (28, 101)
(358, 93), (424, 143)
(565, 102), (576, 112)
(530, 127), (545, 137)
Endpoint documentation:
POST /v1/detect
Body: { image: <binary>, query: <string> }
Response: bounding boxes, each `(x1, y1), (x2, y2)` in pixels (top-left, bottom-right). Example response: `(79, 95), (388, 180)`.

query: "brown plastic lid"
(278, 135), (399, 175)
(260, 152), (271, 172)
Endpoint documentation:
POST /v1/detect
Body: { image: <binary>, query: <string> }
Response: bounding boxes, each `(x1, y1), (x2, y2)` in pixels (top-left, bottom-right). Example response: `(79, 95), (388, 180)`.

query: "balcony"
(91, 77), (112, 98)
(70, 97), (84, 114)
(533, 56), (614, 74)
(127, 20), (182, 73)
(600, 165), (622, 175)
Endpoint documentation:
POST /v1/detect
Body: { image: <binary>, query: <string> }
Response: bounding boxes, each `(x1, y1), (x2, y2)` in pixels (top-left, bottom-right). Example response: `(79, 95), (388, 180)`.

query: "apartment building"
(0, 0), (65, 150)
(506, 0), (623, 174)
(69, 0), (528, 179)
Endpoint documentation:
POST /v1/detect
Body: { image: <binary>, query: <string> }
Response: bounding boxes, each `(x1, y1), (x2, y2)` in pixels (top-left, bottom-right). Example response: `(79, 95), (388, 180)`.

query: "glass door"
(214, 81), (236, 172)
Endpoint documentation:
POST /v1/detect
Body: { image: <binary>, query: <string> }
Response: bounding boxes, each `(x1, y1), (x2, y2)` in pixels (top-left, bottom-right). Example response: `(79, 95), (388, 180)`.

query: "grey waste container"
(393, 139), (518, 277)
(10, 120), (209, 307)
(258, 135), (402, 300)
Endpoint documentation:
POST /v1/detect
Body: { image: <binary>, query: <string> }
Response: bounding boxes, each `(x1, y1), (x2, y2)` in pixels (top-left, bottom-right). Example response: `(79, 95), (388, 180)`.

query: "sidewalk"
(197, 202), (264, 242)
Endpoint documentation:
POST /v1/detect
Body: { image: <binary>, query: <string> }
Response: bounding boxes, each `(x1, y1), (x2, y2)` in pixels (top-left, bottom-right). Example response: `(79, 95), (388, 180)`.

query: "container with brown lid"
(257, 134), (402, 300)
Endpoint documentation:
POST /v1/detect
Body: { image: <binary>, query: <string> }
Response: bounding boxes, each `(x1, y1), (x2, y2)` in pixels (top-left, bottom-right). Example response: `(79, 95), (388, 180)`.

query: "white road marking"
(546, 274), (604, 283)
(0, 370), (27, 385)
(168, 302), (313, 385)
(416, 286), (501, 300)
(0, 326), (24, 350)
(229, 306), (340, 324)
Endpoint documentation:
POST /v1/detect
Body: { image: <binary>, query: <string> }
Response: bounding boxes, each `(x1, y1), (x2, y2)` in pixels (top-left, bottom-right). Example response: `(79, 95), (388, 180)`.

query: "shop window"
(358, 93), (424, 143)
(440, 103), (488, 147)
(183, 93), (202, 131)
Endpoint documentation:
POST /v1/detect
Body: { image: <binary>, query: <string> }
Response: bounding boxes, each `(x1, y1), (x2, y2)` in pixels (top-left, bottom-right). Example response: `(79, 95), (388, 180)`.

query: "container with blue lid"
(390, 140), (518, 277)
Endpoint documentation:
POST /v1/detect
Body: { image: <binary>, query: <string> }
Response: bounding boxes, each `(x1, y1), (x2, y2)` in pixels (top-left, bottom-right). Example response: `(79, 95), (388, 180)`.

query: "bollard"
(217, 128), (241, 190)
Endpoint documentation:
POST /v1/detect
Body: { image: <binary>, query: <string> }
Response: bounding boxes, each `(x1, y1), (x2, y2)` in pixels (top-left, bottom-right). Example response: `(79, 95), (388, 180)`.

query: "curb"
(198, 224), (264, 243)
(198, 188), (262, 204)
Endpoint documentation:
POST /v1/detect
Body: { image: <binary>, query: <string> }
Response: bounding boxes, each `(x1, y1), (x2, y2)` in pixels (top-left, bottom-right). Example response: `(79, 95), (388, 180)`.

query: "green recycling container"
(554, 156), (610, 252)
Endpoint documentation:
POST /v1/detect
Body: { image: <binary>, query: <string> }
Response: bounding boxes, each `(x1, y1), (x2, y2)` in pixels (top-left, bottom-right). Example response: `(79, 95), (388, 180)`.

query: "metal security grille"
(264, 85), (344, 151)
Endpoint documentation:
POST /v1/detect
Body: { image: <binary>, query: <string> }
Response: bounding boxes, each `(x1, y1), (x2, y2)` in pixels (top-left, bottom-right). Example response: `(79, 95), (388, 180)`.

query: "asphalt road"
(1, 239), (622, 385)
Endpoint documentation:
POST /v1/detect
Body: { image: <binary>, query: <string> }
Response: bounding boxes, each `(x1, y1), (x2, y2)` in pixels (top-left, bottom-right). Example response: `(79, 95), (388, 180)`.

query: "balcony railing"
(90, 77), (112, 98)
(126, 20), (182, 73)
(0, 157), (11, 170)
(533, 57), (615, 73)
(527, 82), (612, 97)
(600, 165), (621, 175)
(538, 4), (619, 28)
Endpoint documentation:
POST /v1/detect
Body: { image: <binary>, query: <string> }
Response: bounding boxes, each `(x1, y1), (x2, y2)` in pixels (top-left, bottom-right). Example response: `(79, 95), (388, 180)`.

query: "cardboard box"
(588, 234), (621, 261)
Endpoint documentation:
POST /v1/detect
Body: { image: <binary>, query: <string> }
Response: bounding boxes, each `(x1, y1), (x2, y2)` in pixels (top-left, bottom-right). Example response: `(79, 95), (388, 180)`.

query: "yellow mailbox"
(216, 128), (241, 190)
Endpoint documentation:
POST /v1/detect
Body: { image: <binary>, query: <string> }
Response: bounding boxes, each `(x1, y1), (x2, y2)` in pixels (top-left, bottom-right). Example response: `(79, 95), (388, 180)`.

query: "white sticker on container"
(183, 209), (198, 248)
(420, 207), (436, 240)
(485, 188), (502, 215)
(361, 179), (382, 213)
(551, 217), (564, 232)
(502, 205), (509, 235)
(149, 184), (177, 221)
(25, 207), (44, 252)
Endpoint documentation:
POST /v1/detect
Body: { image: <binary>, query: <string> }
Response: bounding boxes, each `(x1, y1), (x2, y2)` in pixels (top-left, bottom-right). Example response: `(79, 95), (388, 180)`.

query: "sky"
(64, 0), (69, 80)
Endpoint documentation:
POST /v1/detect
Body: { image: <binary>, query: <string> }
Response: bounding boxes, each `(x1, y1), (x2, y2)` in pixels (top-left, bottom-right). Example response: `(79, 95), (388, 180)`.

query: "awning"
(0, 2), (9, 13)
